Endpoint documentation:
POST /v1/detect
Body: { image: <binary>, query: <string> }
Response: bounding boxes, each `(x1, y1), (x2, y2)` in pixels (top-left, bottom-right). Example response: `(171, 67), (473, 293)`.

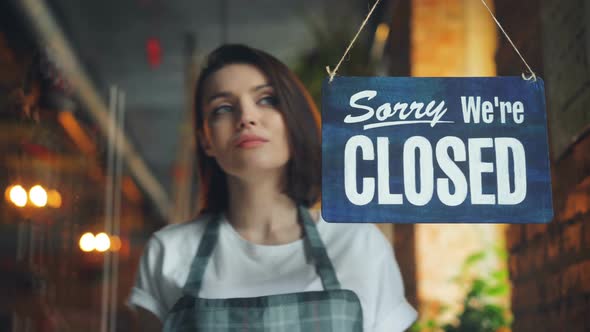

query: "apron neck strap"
(183, 207), (341, 295)
(297, 206), (341, 291)
(182, 213), (221, 295)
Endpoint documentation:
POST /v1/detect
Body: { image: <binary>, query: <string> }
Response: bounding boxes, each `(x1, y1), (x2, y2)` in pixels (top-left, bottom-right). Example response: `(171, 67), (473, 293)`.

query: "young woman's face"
(200, 64), (291, 178)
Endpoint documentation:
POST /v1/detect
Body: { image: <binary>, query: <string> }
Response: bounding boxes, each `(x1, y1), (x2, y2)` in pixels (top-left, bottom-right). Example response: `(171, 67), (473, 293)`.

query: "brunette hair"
(193, 44), (321, 215)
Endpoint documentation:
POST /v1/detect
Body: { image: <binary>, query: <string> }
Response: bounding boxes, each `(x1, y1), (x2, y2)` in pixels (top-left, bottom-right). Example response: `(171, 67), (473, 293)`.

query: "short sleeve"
(127, 235), (168, 321)
(369, 229), (418, 332)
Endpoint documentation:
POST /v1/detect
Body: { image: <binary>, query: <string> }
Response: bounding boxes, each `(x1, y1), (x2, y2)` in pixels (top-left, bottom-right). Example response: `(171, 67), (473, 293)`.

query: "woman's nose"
(237, 100), (259, 129)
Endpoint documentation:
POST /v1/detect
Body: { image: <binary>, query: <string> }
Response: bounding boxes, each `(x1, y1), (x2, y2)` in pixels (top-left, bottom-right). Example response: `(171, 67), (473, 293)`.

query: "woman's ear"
(198, 132), (215, 157)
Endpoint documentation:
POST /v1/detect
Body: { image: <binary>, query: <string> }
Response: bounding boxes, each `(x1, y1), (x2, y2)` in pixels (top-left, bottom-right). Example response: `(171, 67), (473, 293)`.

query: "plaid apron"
(163, 206), (363, 331)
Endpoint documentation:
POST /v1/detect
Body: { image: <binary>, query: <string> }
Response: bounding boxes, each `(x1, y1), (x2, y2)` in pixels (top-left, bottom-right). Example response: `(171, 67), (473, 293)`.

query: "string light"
(47, 190), (62, 208)
(4, 186), (13, 202)
(29, 185), (48, 207)
(8, 185), (28, 207)
(110, 235), (122, 252)
(79, 232), (121, 253)
(94, 233), (111, 252)
(79, 232), (95, 252)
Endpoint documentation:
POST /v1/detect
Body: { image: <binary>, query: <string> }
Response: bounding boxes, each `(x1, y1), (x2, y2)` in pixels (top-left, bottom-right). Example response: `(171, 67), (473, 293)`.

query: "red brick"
(547, 233), (561, 261)
(558, 190), (590, 221)
(526, 223), (547, 241)
(514, 284), (526, 309)
(528, 245), (539, 274)
(519, 247), (531, 275)
(507, 224), (523, 251)
(534, 242), (547, 274)
(579, 260), (590, 293)
(583, 218), (590, 250)
(562, 222), (582, 253)
(522, 280), (539, 307)
(509, 254), (519, 278)
(545, 272), (561, 304)
(519, 280), (535, 308)
(561, 263), (581, 297)
(524, 242), (543, 274)
(534, 277), (546, 307)
(528, 283), (539, 306)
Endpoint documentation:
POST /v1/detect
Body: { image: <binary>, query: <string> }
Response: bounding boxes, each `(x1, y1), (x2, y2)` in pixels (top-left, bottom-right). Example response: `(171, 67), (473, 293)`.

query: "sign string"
(479, 0), (537, 81)
(326, 0), (537, 82)
(326, 0), (383, 83)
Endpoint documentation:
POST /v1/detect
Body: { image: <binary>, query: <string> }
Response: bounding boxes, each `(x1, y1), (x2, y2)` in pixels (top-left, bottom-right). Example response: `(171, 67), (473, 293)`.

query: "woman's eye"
(258, 95), (278, 107)
(212, 105), (233, 115)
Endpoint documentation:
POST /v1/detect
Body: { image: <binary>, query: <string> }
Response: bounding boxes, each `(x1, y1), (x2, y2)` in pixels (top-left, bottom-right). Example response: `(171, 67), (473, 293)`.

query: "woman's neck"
(225, 173), (302, 245)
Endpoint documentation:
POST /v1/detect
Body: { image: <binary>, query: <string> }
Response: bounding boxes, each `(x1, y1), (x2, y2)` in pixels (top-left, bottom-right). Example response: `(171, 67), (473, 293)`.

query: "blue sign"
(321, 77), (553, 223)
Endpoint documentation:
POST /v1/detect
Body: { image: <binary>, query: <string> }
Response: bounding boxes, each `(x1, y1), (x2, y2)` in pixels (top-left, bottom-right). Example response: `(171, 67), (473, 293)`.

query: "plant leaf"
(463, 251), (486, 269)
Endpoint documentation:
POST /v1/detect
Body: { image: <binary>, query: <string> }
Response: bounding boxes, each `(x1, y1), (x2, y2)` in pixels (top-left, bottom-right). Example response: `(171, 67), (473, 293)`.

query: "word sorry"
(344, 90), (453, 129)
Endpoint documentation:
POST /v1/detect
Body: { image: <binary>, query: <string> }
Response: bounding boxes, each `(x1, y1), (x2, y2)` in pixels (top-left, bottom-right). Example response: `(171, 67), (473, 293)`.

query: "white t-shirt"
(128, 214), (417, 331)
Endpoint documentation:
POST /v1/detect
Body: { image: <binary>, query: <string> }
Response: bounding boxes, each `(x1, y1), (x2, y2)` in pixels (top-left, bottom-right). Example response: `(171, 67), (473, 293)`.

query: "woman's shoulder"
(316, 211), (384, 239)
(150, 214), (214, 249)
(316, 213), (392, 257)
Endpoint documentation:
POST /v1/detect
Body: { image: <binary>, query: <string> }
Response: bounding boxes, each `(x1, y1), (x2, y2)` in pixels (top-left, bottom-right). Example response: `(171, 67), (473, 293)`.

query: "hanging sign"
(321, 76), (553, 223)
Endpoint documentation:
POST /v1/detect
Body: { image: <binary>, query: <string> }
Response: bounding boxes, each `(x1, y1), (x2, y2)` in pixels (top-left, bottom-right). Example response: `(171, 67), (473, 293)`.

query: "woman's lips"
(234, 134), (269, 148)
(238, 140), (267, 148)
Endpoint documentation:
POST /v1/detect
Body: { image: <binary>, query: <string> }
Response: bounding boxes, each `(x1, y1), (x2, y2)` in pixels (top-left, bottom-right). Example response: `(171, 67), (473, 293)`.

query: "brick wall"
(496, 0), (590, 330)
(411, 0), (465, 77)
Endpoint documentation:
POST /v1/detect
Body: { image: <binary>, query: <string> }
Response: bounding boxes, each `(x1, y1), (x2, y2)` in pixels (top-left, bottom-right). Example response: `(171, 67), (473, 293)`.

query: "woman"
(129, 44), (417, 331)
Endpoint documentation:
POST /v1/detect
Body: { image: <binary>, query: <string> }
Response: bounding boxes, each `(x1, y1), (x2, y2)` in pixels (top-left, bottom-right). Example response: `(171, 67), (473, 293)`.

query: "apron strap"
(183, 213), (221, 295)
(298, 206), (341, 291)
(182, 207), (342, 296)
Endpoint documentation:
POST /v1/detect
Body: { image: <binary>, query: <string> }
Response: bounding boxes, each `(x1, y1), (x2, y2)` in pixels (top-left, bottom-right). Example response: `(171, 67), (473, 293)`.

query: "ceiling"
(45, 0), (359, 201)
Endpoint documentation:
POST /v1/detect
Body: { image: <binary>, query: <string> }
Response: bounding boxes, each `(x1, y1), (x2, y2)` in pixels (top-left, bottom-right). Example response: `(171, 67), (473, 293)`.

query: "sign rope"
(480, 0), (537, 81)
(326, 0), (383, 83)
(326, 0), (538, 82)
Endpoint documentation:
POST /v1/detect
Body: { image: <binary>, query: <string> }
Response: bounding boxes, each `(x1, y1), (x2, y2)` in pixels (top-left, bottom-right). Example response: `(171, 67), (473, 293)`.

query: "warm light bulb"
(29, 185), (48, 207)
(5, 186), (13, 202)
(110, 235), (122, 252)
(47, 190), (62, 208)
(375, 23), (390, 43)
(79, 233), (95, 252)
(9, 185), (28, 207)
(94, 233), (111, 252)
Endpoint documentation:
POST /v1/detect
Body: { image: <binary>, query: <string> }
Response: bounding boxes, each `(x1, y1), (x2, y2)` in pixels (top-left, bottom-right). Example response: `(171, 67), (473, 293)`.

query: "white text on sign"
(342, 90), (529, 207)
(343, 136), (527, 206)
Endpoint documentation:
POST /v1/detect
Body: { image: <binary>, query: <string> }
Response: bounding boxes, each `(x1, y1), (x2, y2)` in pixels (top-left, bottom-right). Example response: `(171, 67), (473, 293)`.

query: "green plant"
(292, 10), (376, 108)
(411, 247), (512, 332)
